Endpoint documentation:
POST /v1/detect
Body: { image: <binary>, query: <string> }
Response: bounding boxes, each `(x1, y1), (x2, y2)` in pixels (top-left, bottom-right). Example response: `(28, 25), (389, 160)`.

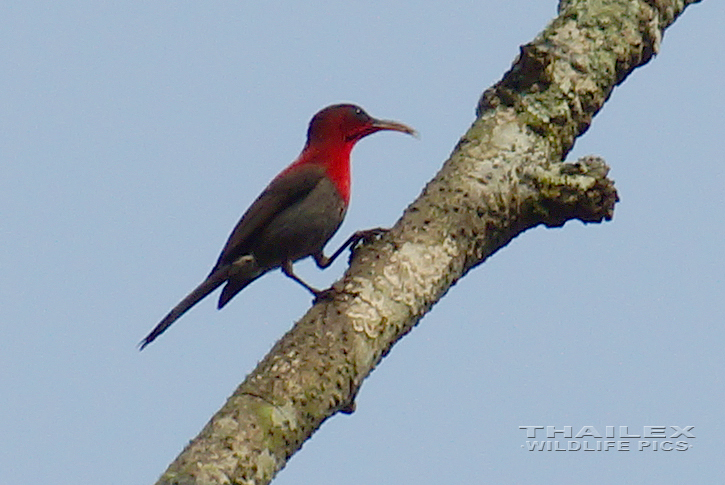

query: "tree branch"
(154, 1), (700, 483)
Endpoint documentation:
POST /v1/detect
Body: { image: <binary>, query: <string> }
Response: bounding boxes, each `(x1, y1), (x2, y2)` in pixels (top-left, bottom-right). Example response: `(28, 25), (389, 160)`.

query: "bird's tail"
(139, 268), (229, 350)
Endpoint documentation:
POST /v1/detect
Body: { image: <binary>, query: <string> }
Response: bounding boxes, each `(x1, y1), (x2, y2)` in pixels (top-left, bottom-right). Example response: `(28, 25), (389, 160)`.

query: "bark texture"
(155, 0), (700, 483)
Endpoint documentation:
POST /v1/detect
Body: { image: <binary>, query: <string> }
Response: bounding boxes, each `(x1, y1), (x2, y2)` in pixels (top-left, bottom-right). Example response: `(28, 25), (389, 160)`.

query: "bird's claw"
(312, 286), (337, 304)
(349, 227), (389, 254)
(353, 227), (388, 244)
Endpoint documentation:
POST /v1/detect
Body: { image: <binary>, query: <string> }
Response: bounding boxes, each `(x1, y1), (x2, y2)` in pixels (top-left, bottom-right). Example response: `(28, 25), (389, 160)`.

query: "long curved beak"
(371, 118), (418, 138)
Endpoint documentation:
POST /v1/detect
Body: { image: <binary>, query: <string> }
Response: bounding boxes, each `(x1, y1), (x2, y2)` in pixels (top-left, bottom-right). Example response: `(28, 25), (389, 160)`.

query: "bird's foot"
(347, 227), (389, 261)
(312, 285), (338, 304)
(352, 227), (388, 245)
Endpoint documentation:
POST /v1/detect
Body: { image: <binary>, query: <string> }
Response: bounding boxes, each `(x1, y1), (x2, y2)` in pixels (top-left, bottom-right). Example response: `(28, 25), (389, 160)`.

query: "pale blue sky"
(1, 2), (723, 484)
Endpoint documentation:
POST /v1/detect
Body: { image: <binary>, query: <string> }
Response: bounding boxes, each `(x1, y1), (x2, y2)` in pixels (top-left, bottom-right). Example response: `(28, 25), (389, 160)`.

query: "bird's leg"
(307, 227), (389, 303)
(285, 228), (389, 302)
(281, 260), (322, 297)
(314, 227), (389, 268)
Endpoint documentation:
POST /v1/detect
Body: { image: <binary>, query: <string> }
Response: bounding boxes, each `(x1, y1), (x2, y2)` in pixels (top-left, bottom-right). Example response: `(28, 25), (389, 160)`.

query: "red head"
(287, 104), (416, 204)
(306, 104), (416, 147)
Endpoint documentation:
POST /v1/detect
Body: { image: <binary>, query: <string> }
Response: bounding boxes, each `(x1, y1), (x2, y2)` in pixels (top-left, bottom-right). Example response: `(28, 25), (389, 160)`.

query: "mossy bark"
(155, 1), (701, 483)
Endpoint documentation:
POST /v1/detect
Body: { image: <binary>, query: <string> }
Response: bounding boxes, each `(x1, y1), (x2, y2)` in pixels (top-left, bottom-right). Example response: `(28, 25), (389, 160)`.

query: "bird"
(140, 103), (416, 349)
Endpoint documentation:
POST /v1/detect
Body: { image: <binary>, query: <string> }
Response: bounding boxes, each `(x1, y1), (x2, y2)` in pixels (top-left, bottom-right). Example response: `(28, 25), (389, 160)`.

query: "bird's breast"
(251, 176), (347, 267)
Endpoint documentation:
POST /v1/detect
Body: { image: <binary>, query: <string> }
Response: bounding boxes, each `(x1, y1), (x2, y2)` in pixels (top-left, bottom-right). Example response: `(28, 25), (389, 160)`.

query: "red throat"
(285, 140), (354, 204)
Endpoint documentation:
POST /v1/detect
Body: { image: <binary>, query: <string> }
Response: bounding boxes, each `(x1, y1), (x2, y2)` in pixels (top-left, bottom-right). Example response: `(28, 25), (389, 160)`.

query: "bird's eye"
(352, 106), (369, 122)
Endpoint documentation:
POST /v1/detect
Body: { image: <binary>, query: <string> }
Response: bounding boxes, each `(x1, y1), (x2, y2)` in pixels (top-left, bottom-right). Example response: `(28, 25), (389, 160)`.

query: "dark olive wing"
(210, 164), (326, 272)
